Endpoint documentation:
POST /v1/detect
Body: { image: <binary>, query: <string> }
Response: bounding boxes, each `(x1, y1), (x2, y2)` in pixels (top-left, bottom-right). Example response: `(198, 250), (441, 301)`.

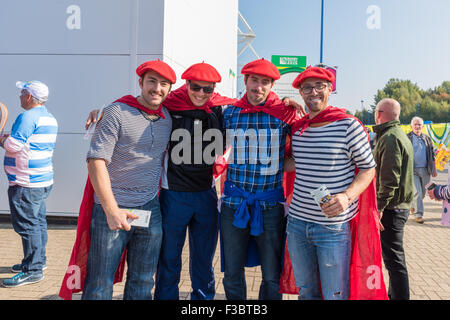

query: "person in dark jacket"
(373, 98), (414, 300)
(407, 116), (437, 224)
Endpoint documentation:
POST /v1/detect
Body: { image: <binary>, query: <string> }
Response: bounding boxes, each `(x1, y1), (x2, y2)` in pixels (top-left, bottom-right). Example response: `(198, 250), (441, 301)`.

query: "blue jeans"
(286, 216), (351, 300)
(220, 203), (284, 300)
(82, 196), (162, 300)
(412, 167), (430, 218)
(8, 185), (52, 275)
(155, 188), (218, 300)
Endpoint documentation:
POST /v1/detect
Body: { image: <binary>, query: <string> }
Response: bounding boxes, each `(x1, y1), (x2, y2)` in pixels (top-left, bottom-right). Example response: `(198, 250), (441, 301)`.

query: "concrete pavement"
(0, 170), (449, 300)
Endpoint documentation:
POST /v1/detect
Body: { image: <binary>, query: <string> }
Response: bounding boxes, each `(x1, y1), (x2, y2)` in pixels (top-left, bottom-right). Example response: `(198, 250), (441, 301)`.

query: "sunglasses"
(188, 81), (214, 94)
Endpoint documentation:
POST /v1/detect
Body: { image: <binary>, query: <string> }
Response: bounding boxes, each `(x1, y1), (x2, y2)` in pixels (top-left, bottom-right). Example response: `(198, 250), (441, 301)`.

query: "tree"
(354, 109), (374, 125)
(355, 79), (450, 124)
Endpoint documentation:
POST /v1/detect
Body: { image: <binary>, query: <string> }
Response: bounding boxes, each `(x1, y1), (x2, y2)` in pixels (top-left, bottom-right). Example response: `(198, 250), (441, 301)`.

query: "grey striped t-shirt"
(87, 102), (172, 207)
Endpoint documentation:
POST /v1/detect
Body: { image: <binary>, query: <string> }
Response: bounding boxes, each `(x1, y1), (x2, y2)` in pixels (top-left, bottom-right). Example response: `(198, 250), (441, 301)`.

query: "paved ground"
(0, 170), (448, 300)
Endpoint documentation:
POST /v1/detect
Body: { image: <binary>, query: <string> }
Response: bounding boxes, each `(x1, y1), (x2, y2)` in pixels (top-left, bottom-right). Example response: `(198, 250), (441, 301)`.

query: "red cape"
(58, 178), (127, 300)
(163, 84), (237, 113)
(279, 106), (388, 300)
(58, 92), (236, 300)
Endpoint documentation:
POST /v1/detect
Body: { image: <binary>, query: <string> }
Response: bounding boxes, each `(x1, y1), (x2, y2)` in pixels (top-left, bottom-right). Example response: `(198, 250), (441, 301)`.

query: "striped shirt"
(3, 105), (58, 188)
(221, 105), (290, 210)
(87, 102), (172, 207)
(289, 118), (376, 224)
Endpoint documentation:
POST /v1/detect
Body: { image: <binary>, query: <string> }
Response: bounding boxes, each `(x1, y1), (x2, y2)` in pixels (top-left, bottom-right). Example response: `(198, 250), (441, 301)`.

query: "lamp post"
(361, 100), (365, 124)
(320, 0), (324, 64)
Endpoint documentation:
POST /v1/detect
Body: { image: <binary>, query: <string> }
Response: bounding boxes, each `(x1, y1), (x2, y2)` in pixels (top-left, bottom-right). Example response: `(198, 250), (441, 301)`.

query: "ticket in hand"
(310, 185), (333, 216)
(126, 209), (151, 228)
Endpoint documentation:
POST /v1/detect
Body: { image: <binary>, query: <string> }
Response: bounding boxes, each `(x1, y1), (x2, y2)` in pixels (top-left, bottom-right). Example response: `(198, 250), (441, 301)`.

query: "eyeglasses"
(188, 81), (214, 94)
(300, 83), (328, 94)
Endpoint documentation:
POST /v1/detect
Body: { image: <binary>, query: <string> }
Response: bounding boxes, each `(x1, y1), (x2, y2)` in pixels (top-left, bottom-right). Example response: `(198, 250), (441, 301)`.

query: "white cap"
(16, 80), (49, 102)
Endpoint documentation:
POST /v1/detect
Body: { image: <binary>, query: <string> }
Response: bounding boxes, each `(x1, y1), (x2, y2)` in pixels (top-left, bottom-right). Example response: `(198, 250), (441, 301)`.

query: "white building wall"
(163, 0), (238, 97)
(0, 0), (237, 216)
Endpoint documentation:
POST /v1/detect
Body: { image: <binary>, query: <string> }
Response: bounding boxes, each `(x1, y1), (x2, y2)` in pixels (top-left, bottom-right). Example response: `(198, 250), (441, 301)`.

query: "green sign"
(271, 55), (307, 74)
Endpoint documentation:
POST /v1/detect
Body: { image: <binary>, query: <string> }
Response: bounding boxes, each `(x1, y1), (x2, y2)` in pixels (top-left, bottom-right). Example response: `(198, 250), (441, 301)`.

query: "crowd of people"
(1, 59), (448, 301)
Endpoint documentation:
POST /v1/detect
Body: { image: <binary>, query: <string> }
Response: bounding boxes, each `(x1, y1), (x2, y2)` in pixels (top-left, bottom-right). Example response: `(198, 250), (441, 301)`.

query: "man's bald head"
(375, 98), (401, 124)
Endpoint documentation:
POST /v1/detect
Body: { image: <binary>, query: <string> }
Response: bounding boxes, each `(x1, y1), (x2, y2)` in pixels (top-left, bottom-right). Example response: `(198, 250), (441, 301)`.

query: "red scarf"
(279, 106), (388, 300)
(163, 84), (237, 113)
(290, 105), (350, 135)
(114, 95), (166, 119)
(234, 91), (299, 126)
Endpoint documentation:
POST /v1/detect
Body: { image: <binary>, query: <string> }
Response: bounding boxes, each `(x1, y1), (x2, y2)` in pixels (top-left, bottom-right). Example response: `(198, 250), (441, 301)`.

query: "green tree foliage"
(354, 79), (450, 124)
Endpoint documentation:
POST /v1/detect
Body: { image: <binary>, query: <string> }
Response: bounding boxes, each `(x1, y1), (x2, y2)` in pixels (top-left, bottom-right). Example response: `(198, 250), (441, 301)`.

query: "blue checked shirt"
(222, 105), (291, 210)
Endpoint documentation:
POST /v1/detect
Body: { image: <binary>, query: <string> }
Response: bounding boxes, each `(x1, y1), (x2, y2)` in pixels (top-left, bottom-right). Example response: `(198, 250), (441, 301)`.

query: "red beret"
(241, 58), (280, 80)
(181, 62), (222, 83)
(292, 66), (335, 89)
(136, 59), (177, 84)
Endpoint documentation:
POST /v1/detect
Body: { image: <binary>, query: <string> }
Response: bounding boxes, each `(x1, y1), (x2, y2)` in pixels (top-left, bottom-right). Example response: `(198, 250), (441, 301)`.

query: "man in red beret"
(281, 66), (386, 300)
(60, 60), (176, 300)
(154, 62), (236, 300)
(219, 58), (300, 300)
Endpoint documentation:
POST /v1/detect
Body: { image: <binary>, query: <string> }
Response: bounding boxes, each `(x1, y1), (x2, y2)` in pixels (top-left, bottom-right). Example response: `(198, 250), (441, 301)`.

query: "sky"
(237, 0), (450, 114)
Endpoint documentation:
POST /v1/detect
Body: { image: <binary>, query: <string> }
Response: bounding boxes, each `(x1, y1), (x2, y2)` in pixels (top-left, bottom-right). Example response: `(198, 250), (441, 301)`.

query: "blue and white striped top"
(3, 105), (58, 188)
(289, 118), (376, 224)
(87, 103), (172, 207)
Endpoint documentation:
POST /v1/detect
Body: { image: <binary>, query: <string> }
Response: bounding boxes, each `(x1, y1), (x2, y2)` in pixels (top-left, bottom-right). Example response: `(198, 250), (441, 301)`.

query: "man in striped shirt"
(286, 67), (376, 299)
(1, 80), (58, 287)
(81, 60), (174, 300)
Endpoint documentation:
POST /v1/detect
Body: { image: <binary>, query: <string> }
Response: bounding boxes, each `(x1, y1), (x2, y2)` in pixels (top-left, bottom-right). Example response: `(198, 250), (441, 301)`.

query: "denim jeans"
(220, 203), (284, 300)
(380, 208), (410, 300)
(412, 167), (430, 218)
(155, 188), (218, 300)
(8, 185), (52, 275)
(286, 216), (351, 300)
(82, 196), (162, 300)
